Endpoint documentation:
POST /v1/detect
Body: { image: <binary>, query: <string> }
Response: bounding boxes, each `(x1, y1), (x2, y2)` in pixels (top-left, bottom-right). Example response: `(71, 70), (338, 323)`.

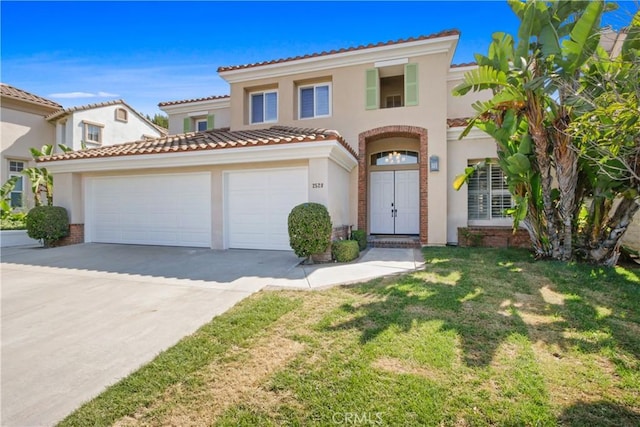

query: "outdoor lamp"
(429, 155), (440, 172)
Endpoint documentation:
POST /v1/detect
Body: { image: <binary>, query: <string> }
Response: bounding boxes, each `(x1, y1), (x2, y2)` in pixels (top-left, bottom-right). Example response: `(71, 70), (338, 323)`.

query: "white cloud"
(49, 91), (120, 99)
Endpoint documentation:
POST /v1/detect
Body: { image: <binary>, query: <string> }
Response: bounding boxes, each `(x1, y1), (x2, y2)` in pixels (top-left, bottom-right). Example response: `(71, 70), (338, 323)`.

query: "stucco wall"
(1, 102), (57, 208)
(164, 102), (231, 135)
(446, 129), (501, 244)
(55, 105), (162, 150)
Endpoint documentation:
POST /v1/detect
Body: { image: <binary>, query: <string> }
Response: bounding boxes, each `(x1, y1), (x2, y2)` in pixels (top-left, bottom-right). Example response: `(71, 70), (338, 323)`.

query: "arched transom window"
(371, 150), (419, 166)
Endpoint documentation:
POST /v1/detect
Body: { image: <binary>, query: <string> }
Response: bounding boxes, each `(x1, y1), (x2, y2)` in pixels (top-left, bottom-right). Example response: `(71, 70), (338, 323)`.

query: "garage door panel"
(87, 173), (211, 248)
(227, 168), (307, 250)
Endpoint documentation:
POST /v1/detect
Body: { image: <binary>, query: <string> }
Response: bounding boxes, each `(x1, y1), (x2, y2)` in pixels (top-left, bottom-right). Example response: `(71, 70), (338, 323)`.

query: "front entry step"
(368, 235), (421, 248)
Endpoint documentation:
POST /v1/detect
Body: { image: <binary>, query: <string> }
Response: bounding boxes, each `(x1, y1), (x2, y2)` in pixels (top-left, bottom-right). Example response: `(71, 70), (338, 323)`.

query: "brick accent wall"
(457, 227), (530, 249)
(358, 126), (429, 245)
(56, 224), (84, 247)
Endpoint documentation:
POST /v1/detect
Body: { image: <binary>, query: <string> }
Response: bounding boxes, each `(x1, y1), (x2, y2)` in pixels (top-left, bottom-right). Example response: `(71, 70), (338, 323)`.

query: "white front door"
(370, 170), (419, 235)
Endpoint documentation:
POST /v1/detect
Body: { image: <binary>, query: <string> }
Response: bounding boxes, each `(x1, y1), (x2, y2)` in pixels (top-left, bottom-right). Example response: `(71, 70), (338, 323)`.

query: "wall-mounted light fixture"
(429, 155), (440, 172)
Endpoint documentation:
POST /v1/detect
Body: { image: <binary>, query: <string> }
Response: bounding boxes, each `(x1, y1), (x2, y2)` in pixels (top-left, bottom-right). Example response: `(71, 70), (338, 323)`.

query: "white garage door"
(86, 173), (211, 247)
(226, 168), (308, 250)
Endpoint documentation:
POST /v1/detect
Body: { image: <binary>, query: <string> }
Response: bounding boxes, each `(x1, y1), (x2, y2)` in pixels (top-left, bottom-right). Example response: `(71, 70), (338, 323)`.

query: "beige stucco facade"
(1, 97), (58, 209)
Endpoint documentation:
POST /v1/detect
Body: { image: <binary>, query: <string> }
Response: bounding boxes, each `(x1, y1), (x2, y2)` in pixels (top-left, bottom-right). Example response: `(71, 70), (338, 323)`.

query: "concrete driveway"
(1, 243), (301, 427)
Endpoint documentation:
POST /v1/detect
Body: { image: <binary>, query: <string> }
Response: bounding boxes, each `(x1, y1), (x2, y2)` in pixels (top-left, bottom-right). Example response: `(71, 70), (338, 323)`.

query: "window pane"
(197, 120), (207, 131)
(10, 161), (24, 172)
(372, 150), (418, 166)
(10, 192), (22, 208)
(265, 92), (277, 121)
(13, 176), (23, 192)
(316, 85), (329, 116)
(300, 88), (314, 118)
(251, 93), (264, 123)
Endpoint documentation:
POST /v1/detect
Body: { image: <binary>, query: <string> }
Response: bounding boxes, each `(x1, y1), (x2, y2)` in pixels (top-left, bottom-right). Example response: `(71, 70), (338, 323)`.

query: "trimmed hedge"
(288, 203), (332, 259)
(351, 229), (367, 251)
(26, 206), (69, 247)
(332, 240), (360, 263)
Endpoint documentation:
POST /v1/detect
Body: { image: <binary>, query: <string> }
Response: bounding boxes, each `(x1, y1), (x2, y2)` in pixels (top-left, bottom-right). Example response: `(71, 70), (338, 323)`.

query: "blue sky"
(1, 1), (636, 117)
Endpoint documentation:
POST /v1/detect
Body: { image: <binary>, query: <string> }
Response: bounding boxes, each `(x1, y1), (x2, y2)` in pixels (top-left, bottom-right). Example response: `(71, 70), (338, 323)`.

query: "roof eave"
(41, 140), (357, 174)
(219, 35), (460, 84)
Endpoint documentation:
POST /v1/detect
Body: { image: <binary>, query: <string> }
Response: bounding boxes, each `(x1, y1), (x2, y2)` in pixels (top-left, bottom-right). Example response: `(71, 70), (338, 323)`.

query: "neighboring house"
(1, 83), (61, 209)
(159, 95), (231, 135)
(39, 30), (512, 251)
(46, 100), (167, 150)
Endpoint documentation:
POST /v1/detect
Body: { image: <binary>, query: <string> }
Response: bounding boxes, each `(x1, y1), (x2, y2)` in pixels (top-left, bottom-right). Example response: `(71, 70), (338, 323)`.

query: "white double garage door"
(85, 168), (308, 250)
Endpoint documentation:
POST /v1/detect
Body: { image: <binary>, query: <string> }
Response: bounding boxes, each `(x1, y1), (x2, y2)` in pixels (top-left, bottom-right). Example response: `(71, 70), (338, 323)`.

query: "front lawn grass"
(60, 247), (640, 426)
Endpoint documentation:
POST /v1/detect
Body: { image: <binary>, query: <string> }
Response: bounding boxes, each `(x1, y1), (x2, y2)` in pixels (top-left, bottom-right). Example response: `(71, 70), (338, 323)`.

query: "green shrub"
(332, 240), (360, 263)
(351, 229), (367, 251)
(0, 212), (27, 230)
(288, 203), (332, 259)
(26, 206), (69, 247)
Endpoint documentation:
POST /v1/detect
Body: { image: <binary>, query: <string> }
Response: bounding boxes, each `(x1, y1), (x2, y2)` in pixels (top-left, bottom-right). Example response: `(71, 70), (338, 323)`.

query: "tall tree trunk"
(553, 116), (579, 261)
(587, 197), (640, 266)
(526, 93), (559, 258)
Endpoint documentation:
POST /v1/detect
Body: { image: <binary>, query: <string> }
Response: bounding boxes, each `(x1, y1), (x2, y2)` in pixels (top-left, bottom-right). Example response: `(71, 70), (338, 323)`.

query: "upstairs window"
(299, 83), (331, 119)
(8, 160), (25, 208)
(250, 90), (278, 124)
(183, 114), (215, 133)
(467, 162), (512, 221)
(366, 62), (418, 110)
(115, 108), (128, 122)
(83, 121), (103, 145)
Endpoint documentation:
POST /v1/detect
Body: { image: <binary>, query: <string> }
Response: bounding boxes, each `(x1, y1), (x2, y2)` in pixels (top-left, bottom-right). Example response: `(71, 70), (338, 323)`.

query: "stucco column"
(52, 172), (83, 224)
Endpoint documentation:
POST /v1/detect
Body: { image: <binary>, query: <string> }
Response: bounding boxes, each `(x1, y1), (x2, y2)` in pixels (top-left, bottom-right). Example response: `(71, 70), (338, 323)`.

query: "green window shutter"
(183, 117), (191, 133)
(206, 114), (215, 130)
(365, 68), (379, 110)
(404, 63), (419, 106)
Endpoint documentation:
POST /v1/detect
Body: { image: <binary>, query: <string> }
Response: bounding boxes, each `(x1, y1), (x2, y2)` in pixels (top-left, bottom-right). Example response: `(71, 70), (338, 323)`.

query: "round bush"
(332, 240), (360, 263)
(351, 229), (367, 251)
(288, 203), (332, 259)
(26, 206), (69, 247)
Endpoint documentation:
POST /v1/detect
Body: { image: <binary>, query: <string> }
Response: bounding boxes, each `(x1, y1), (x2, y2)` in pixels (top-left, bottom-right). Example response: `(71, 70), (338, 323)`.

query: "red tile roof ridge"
(0, 83), (62, 109)
(447, 117), (472, 128)
(217, 30), (461, 73)
(158, 94), (230, 107)
(37, 126), (356, 163)
(451, 62), (477, 68)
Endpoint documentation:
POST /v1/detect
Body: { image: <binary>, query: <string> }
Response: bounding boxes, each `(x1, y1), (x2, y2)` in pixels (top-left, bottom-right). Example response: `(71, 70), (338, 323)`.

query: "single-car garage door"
(226, 168), (308, 250)
(85, 173), (211, 247)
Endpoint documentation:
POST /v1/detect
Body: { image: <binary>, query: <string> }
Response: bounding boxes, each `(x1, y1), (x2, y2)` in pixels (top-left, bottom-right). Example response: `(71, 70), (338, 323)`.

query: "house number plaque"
(312, 183), (324, 189)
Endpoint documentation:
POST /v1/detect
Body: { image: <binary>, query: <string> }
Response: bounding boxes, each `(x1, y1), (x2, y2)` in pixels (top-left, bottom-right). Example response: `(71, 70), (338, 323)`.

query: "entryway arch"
(358, 125), (428, 245)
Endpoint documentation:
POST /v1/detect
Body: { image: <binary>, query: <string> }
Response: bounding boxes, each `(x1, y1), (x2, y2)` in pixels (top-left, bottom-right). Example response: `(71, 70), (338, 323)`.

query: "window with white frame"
(83, 121), (103, 145)
(8, 160), (25, 208)
(195, 118), (208, 132)
(467, 162), (512, 221)
(250, 90), (278, 124)
(299, 83), (331, 119)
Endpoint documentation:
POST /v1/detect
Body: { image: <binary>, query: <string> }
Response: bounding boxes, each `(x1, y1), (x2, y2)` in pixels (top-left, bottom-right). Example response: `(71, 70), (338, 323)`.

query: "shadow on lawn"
(558, 400), (640, 426)
(325, 247), (640, 367)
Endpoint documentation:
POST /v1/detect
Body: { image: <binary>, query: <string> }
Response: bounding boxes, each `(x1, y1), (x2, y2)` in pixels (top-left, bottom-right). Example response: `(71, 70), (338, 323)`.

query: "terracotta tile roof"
(45, 99), (167, 135)
(158, 94), (230, 107)
(447, 117), (471, 128)
(37, 126), (356, 163)
(451, 62), (477, 68)
(0, 83), (62, 109)
(218, 30), (460, 73)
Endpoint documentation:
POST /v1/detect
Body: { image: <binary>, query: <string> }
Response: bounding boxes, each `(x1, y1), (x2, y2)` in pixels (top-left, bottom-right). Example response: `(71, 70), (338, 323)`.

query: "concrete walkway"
(1, 244), (424, 426)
